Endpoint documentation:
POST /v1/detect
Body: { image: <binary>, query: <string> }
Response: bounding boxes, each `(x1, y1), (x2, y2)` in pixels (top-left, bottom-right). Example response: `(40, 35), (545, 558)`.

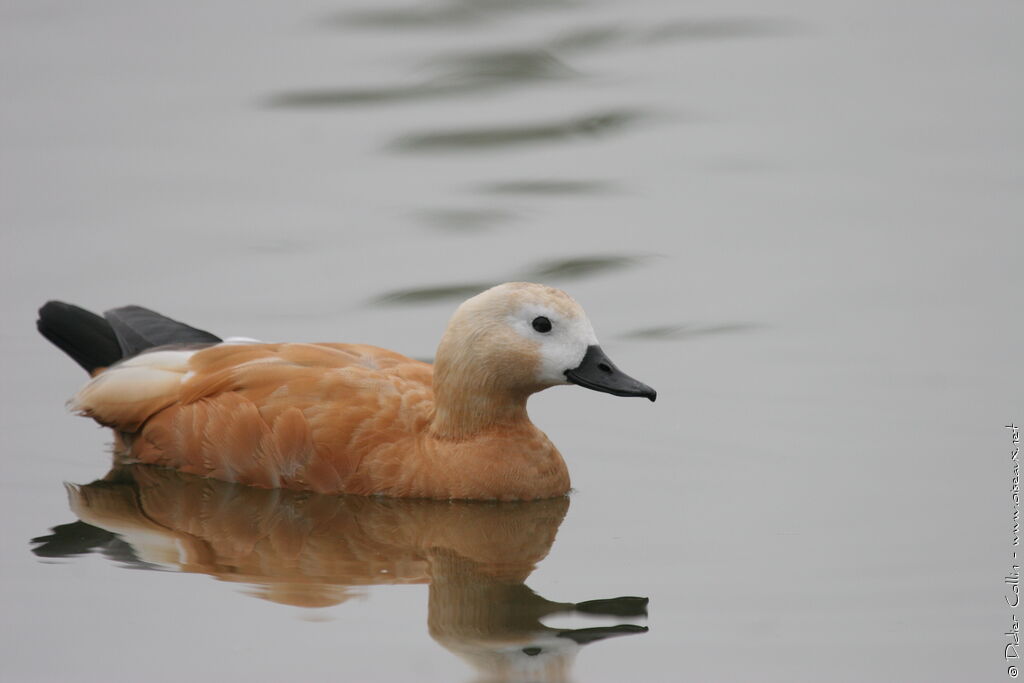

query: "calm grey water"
(1, 1), (1021, 681)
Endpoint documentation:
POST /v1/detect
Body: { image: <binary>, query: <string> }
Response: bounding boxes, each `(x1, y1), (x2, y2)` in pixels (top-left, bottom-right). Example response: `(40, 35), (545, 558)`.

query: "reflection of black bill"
(574, 595), (649, 617)
(565, 345), (656, 402)
(556, 624), (649, 645)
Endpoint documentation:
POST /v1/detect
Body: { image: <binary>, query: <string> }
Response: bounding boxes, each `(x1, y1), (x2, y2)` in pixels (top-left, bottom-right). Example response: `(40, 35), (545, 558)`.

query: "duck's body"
(86, 342), (568, 499)
(39, 283), (655, 500)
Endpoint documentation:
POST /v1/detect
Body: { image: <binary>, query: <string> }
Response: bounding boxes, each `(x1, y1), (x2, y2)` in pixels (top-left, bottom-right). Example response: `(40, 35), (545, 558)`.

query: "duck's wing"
(103, 305), (221, 358)
(72, 343), (435, 492)
(38, 301), (222, 375)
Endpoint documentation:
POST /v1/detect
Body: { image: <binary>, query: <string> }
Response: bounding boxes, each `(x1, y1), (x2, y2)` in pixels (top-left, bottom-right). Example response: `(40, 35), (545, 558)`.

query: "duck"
(37, 282), (655, 500)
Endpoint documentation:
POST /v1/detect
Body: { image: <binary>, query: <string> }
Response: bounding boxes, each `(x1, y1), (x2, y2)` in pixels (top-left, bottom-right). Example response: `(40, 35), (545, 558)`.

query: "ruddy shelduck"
(38, 282), (655, 500)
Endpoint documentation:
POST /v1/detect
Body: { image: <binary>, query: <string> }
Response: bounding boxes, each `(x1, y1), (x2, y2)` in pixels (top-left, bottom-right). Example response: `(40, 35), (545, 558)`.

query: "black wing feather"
(103, 305), (222, 358)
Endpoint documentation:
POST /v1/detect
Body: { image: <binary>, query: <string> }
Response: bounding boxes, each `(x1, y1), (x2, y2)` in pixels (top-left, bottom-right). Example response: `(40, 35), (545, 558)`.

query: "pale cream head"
(433, 282), (599, 396)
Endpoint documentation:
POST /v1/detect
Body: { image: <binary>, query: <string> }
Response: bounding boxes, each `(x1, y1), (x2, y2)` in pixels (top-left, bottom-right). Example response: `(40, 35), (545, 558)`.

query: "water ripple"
(268, 82), (464, 107)
(427, 48), (578, 82)
(547, 24), (627, 52)
(268, 49), (576, 108)
(642, 17), (798, 43)
(417, 207), (517, 231)
(548, 17), (797, 52)
(523, 254), (641, 280)
(269, 16), (792, 109)
(370, 254), (645, 305)
(392, 109), (641, 152)
(336, 0), (580, 29)
(372, 282), (499, 305)
(477, 179), (615, 195)
(619, 322), (761, 340)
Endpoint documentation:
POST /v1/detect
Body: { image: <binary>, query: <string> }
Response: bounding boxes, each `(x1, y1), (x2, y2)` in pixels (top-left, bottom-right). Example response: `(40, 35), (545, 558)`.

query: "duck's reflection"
(33, 465), (647, 682)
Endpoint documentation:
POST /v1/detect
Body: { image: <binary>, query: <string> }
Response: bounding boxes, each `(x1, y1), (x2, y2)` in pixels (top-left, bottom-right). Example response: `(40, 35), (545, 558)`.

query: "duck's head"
(434, 283), (656, 404)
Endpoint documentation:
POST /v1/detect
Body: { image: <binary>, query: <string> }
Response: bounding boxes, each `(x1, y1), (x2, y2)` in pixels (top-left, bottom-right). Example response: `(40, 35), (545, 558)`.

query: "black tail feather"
(37, 301), (123, 373)
(37, 301), (223, 373)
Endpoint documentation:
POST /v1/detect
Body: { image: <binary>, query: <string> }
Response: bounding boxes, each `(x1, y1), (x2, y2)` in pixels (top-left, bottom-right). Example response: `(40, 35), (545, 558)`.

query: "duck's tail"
(37, 302), (123, 374)
(37, 301), (222, 374)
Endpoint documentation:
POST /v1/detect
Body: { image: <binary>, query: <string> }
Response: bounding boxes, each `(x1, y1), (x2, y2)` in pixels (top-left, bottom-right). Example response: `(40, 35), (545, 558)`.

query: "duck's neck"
(428, 323), (542, 441)
(430, 383), (532, 440)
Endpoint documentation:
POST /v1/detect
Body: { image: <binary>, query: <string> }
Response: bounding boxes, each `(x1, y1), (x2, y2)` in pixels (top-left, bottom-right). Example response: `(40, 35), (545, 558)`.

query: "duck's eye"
(532, 316), (552, 333)
(522, 647), (542, 656)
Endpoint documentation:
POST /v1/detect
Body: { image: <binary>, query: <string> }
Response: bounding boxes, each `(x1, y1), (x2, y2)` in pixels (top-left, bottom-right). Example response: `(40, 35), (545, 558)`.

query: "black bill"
(564, 345), (656, 402)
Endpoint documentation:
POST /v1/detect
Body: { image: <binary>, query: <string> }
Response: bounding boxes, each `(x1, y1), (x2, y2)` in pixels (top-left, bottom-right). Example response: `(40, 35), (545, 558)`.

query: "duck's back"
(73, 342), (435, 492)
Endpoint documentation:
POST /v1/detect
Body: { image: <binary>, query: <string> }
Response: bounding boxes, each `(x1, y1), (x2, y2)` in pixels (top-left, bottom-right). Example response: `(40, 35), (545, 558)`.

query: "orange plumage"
(111, 342), (566, 499)
(45, 283), (655, 500)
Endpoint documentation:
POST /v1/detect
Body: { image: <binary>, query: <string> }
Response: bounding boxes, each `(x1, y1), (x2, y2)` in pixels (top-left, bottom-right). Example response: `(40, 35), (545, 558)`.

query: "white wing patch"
(116, 350), (197, 371)
(69, 349), (196, 419)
